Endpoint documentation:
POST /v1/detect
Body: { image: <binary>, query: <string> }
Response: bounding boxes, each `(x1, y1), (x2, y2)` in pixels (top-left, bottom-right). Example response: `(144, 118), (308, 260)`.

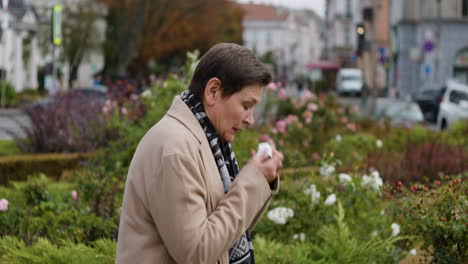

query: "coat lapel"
(167, 97), (225, 212)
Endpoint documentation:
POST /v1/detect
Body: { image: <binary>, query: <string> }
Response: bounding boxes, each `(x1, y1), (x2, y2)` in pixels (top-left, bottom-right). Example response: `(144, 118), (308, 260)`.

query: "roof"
(240, 3), (289, 21)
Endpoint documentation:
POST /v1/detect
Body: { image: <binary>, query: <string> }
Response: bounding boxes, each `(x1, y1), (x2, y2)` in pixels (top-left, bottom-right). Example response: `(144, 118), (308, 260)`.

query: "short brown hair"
(188, 43), (272, 99)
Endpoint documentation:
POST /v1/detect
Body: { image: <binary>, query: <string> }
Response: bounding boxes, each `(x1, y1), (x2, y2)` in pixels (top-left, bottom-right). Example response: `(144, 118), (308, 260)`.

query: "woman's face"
(208, 84), (263, 143)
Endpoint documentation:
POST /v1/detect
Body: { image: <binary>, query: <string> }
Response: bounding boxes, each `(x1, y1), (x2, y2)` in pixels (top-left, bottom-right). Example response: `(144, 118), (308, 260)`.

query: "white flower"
(380, 210), (385, 215)
(361, 170), (383, 191)
(319, 164), (336, 177)
(141, 89), (152, 97)
(339, 173), (352, 184)
(299, 232), (305, 242)
(0, 198), (8, 211)
(409, 248), (417, 255)
(376, 139), (383, 148)
(292, 232), (306, 242)
(324, 194), (337, 206)
(371, 230), (379, 237)
(267, 207), (294, 224)
(391, 223), (400, 237)
(336, 134), (342, 142)
(304, 184), (321, 205)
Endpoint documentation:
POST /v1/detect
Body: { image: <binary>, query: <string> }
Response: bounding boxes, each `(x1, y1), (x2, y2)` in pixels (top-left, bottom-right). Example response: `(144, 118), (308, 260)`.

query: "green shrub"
(0, 140), (20, 156)
(0, 153), (92, 185)
(254, 202), (408, 264)
(253, 166), (400, 250)
(390, 174), (467, 263)
(0, 175), (117, 244)
(0, 236), (116, 264)
(324, 133), (379, 170)
(254, 236), (312, 263)
(0, 80), (16, 107)
(443, 119), (468, 147)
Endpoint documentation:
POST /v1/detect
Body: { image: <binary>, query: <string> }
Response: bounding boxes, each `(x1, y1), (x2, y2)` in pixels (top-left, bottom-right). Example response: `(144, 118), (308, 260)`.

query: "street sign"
(52, 4), (62, 46)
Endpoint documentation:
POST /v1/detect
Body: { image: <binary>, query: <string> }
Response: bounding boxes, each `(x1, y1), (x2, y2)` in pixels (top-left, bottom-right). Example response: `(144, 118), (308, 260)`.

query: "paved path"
(0, 109), (30, 140)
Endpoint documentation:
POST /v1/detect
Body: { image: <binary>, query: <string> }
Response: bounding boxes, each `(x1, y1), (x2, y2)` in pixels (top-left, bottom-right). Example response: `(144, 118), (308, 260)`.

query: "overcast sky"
(235, 0), (325, 17)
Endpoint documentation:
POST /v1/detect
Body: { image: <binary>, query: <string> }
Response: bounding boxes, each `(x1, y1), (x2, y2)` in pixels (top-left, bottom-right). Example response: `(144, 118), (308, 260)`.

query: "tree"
(129, 0), (244, 74)
(61, 0), (103, 87)
(36, 0), (103, 88)
(99, 0), (243, 77)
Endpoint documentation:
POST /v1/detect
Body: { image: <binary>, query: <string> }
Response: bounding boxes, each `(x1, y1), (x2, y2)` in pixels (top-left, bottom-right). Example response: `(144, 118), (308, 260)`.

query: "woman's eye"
(243, 105), (249, 110)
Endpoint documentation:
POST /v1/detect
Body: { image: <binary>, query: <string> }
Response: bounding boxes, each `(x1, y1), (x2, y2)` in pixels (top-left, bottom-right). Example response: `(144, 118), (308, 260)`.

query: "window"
(463, 0), (468, 17)
(346, 0), (352, 18)
(345, 27), (350, 45)
(449, 90), (468, 104)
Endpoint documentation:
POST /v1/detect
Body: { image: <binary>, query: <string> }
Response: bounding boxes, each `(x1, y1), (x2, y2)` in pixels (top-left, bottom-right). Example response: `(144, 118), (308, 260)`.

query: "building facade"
(324, 0), (361, 65)
(240, 3), (323, 85)
(392, 0), (468, 97)
(0, 0), (105, 93)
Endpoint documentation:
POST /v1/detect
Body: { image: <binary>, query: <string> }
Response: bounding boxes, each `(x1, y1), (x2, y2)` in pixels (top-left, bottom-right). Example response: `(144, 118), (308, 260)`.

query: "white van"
(336, 68), (363, 96)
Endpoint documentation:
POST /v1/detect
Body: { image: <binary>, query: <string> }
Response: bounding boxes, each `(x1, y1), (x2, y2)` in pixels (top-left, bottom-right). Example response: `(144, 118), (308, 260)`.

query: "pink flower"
(303, 140), (309, 147)
(0, 198), (9, 211)
(277, 88), (288, 100)
(278, 139), (284, 146)
(271, 128), (278, 135)
(71, 190), (78, 201)
(311, 153), (320, 161)
(276, 82), (283, 88)
(121, 107), (128, 116)
(347, 123), (356, 132)
(260, 134), (271, 142)
(341, 117), (348, 124)
(285, 115), (298, 125)
(102, 105), (111, 115)
(266, 82), (277, 91)
(130, 94), (139, 101)
(337, 108), (343, 114)
(305, 117), (312, 124)
(352, 105), (359, 113)
(300, 90), (313, 102)
(276, 120), (287, 134)
(307, 103), (318, 111)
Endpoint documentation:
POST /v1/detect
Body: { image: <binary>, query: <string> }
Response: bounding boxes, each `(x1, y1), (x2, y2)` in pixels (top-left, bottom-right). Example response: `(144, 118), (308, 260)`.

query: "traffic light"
(356, 23), (365, 56)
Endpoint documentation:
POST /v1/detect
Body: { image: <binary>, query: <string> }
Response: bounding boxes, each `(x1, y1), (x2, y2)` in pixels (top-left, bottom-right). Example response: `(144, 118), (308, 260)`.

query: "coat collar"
(167, 96), (206, 144)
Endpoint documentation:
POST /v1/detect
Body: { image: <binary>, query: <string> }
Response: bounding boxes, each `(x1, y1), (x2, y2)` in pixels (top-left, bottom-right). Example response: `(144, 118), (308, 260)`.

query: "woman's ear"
(204, 78), (222, 106)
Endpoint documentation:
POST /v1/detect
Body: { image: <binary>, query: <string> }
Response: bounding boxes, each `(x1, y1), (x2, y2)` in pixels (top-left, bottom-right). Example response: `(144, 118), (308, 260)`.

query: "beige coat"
(116, 96), (279, 264)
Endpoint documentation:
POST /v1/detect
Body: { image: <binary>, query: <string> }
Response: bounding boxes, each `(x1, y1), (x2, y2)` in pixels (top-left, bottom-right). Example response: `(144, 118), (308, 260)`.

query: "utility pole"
(1, 0), (8, 108)
(51, 3), (62, 94)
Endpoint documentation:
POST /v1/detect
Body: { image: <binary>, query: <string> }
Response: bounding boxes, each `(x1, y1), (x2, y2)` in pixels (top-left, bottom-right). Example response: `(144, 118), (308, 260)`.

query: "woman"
(116, 43), (283, 264)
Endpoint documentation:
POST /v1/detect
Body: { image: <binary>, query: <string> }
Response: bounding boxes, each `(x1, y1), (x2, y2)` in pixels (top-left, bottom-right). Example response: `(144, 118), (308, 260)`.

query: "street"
(0, 109), (29, 140)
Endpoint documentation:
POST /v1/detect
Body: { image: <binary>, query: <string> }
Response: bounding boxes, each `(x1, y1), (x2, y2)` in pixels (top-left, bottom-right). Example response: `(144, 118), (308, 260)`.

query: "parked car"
(437, 80), (468, 130)
(374, 98), (424, 127)
(413, 86), (446, 123)
(336, 68), (363, 96)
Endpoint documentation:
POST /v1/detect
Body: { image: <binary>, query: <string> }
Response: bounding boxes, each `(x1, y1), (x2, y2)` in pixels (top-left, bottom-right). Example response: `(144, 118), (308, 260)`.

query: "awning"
(306, 61), (340, 70)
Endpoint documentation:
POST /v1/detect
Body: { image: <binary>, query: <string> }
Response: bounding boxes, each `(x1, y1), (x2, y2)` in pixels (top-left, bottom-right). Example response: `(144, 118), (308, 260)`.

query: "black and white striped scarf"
(180, 91), (254, 264)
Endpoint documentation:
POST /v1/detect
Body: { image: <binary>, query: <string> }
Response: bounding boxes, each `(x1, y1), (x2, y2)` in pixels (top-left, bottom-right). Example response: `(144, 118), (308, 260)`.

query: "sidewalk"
(0, 108), (24, 117)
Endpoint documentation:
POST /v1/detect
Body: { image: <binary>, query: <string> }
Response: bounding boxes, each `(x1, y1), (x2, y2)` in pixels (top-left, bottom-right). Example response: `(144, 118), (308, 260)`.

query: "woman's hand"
(249, 147), (283, 184)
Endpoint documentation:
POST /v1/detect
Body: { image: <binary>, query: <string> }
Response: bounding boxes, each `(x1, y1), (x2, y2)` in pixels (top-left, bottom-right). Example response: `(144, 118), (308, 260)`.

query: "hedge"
(0, 153), (92, 185)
